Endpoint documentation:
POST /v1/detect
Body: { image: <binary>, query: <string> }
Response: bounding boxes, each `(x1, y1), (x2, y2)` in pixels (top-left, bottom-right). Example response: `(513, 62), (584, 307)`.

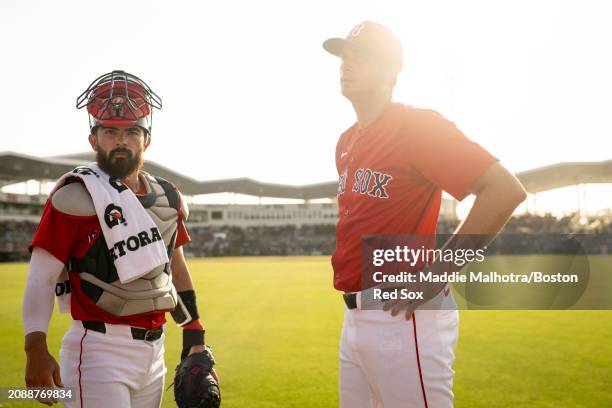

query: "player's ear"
(88, 133), (98, 152)
(144, 133), (151, 150)
(382, 65), (397, 88)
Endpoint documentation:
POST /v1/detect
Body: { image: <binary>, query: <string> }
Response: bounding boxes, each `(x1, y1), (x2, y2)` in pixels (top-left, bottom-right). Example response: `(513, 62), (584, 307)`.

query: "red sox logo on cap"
(110, 96), (127, 117)
(349, 23), (365, 38)
(323, 21), (403, 71)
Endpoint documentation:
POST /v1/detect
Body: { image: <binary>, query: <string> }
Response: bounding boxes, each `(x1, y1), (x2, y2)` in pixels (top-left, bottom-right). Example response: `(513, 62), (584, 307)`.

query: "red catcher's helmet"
(76, 70), (162, 135)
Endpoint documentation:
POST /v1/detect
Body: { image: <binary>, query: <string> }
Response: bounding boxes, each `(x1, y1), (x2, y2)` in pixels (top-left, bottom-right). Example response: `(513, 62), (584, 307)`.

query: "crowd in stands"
(1, 213), (611, 261)
(494, 213), (612, 255)
(0, 220), (38, 261)
(186, 224), (336, 257)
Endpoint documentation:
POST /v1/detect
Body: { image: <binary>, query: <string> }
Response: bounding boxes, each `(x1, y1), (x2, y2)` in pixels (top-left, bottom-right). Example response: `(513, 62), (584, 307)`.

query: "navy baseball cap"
(323, 21), (403, 71)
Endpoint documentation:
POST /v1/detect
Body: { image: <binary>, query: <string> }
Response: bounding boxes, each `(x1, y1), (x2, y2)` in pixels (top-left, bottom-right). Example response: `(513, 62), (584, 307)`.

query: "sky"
(1, 0), (611, 213)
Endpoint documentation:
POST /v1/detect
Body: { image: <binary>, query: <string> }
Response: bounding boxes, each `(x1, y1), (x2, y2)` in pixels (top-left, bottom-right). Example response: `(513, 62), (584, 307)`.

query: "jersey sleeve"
(175, 219), (191, 248)
(174, 187), (191, 248)
(29, 200), (81, 264)
(406, 109), (498, 201)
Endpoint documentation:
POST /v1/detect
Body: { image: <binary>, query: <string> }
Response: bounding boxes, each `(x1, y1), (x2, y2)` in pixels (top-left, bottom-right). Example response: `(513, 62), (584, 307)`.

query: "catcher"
(22, 70), (220, 407)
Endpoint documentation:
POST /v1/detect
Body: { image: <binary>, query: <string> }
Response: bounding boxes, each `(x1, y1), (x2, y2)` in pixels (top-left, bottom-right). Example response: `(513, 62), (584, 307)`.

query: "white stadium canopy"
(1, 151), (611, 198)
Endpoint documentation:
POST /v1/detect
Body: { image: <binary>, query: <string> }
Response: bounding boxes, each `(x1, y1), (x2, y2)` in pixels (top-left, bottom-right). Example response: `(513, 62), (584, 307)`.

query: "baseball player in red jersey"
(22, 71), (219, 407)
(323, 22), (527, 407)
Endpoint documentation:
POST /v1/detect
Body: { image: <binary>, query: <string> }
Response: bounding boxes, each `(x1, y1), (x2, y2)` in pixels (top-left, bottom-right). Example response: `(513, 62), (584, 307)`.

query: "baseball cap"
(323, 21), (403, 71)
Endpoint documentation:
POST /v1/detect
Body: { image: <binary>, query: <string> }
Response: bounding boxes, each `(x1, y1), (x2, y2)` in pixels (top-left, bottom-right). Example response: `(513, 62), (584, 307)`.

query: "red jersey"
(332, 103), (498, 292)
(30, 181), (190, 329)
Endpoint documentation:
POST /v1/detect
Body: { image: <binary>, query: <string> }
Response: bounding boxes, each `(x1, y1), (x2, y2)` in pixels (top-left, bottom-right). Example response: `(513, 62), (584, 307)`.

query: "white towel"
(52, 162), (169, 284)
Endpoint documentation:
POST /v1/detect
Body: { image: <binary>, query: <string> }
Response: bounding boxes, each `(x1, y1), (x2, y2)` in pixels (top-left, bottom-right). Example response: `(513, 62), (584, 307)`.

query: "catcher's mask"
(76, 70), (162, 136)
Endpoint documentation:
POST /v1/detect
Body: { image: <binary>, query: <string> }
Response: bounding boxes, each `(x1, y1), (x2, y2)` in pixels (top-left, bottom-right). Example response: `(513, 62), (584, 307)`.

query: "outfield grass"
(1, 257), (610, 407)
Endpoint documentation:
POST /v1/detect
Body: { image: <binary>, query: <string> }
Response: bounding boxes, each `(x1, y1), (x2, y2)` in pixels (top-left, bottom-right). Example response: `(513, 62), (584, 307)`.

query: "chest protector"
(64, 172), (185, 317)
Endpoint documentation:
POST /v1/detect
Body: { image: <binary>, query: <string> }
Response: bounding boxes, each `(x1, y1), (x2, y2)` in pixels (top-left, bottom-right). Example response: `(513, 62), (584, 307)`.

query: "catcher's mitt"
(173, 348), (221, 408)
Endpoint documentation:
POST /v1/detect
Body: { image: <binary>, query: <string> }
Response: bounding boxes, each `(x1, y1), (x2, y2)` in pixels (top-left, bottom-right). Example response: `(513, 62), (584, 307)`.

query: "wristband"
(181, 329), (205, 360)
(171, 290), (200, 326)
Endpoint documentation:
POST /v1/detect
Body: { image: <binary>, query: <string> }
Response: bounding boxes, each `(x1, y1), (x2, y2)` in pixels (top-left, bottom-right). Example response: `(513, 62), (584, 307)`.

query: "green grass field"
(1, 256), (611, 407)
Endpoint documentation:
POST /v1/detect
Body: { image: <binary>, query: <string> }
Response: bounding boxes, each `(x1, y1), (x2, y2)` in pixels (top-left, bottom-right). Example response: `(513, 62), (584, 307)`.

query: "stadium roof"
(516, 159), (612, 193)
(0, 152), (335, 199)
(1, 151), (611, 198)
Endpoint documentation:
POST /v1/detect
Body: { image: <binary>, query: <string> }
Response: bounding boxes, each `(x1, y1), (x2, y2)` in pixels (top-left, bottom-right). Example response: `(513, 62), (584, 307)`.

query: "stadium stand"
(3, 213), (611, 261)
(0, 220), (37, 261)
(1, 152), (611, 260)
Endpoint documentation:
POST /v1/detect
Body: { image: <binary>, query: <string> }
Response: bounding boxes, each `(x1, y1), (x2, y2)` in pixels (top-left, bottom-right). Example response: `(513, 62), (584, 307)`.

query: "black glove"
(173, 348), (221, 408)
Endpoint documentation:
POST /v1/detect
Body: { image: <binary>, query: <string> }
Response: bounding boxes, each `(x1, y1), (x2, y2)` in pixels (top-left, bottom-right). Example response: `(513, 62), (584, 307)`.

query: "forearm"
(425, 168), (526, 299)
(172, 253), (195, 292)
(22, 248), (64, 337)
(439, 162), (527, 257)
(171, 246), (200, 325)
(170, 247), (206, 357)
(454, 183), (525, 236)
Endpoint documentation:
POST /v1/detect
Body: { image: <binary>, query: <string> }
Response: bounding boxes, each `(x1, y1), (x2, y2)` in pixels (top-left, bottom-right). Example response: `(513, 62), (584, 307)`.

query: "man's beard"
(97, 147), (143, 179)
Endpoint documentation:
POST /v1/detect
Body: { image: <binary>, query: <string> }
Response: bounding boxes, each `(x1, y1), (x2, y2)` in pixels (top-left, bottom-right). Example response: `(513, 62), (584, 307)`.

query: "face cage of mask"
(77, 70), (162, 135)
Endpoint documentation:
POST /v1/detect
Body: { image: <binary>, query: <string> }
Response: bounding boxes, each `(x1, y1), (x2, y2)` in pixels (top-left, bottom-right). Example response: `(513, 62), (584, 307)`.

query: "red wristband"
(183, 319), (204, 330)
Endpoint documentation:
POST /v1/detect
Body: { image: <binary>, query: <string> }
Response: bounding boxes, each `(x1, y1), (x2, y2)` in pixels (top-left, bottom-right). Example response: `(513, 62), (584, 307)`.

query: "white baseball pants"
(339, 307), (459, 408)
(59, 320), (166, 408)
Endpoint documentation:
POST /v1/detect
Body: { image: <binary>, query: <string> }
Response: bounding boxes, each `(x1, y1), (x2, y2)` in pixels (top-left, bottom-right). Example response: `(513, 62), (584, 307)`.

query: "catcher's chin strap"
(172, 290), (206, 360)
